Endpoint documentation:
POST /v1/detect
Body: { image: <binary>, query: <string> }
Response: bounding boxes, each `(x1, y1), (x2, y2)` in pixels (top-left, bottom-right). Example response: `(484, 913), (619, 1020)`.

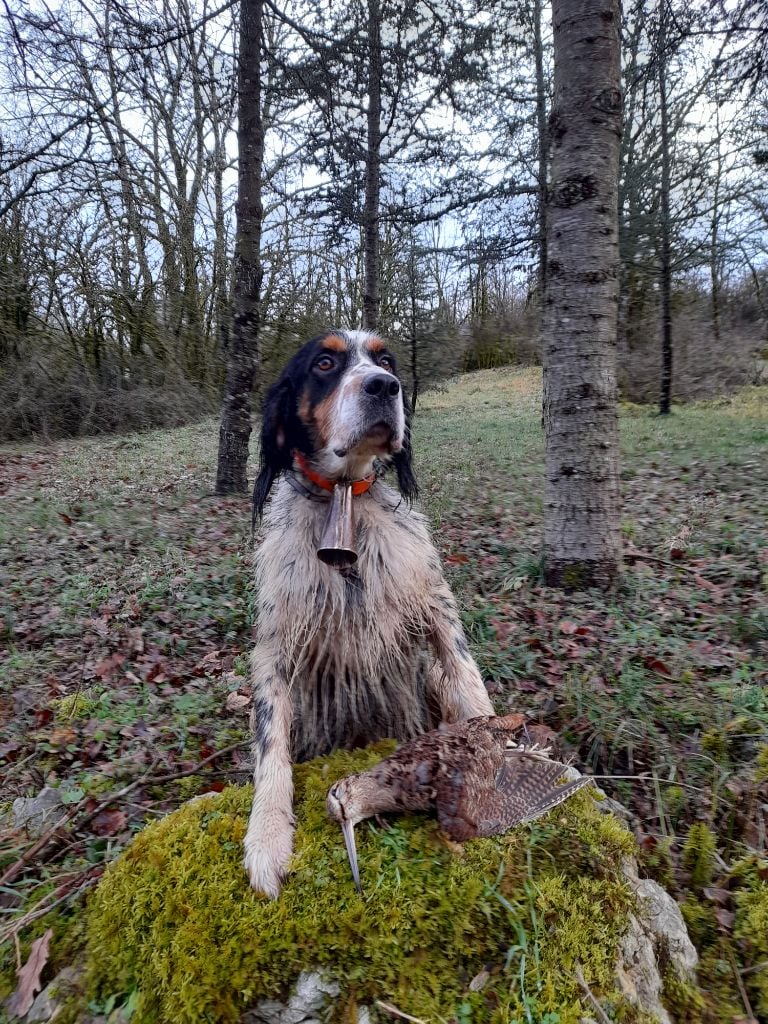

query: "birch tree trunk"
(533, 0), (549, 303)
(542, 0), (622, 590)
(657, 0), (673, 416)
(215, 0), (264, 494)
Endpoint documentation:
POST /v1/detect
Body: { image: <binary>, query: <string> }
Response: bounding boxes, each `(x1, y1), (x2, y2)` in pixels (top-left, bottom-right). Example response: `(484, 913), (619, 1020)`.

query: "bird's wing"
(474, 750), (593, 836)
(516, 776), (594, 824)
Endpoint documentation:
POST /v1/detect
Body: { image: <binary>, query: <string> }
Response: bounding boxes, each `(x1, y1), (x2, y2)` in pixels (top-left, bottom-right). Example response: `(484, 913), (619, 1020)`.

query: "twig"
(590, 774), (712, 795)
(729, 949), (757, 1023)
(0, 807), (81, 887)
(0, 740), (251, 886)
(71, 756), (165, 835)
(740, 961), (768, 978)
(0, 874), (99, 945)
(624, 550), (700, 575)
(375, 1001), (427, 1024)
(574, 964), (613, 1024)
(1, 751), (39, 782)
(137, 739), (251, 786)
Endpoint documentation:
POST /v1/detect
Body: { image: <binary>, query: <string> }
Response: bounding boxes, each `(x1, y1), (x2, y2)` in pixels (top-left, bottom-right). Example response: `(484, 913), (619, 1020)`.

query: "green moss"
(174, 775), (206, 800)
(662, 967), (707, 1024)
(733, 856), (768, 1017)
(681, 824), (716, 891)
(639, 836), (675, 891)
(754, 745), (768, 783)
(700, 728), (727, 764)
(82, 745), (640, 1024)
(675, 857), (768, 1022)
(52, 690), (99, 720)
(680, 898), (717, 948)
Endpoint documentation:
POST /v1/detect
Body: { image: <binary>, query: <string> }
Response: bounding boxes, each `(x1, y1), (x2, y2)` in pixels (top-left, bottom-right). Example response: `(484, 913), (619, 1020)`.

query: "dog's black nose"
(364, 373), (400, 397)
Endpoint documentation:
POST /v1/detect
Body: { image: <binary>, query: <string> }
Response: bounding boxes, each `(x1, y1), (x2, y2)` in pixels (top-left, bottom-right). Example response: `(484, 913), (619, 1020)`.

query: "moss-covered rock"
(82, 745), (660, 1024)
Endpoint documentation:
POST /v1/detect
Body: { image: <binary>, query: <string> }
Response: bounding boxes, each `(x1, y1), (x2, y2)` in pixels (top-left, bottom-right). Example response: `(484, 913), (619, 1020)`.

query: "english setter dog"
(244, 329), (493, 897)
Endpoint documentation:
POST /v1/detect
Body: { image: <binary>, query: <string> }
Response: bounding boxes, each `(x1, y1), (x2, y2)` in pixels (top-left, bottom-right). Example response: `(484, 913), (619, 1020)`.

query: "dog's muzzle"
(364, 372), (400, 399)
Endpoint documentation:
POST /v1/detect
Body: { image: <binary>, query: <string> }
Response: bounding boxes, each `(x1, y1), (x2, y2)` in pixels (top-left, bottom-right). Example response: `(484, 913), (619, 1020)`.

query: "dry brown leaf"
(6, 927), (53, 1018)
(226, 691), (251, 712)
(715, 906), (736, 931)
(90, 808), (128, 837)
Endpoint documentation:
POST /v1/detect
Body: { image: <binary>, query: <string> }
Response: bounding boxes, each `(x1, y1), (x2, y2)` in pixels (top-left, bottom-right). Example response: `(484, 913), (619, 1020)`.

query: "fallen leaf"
(88, 615), (110, 638)
(644, 656), (674, 677)
(558, 620), (578, 635)
(6, 927), (53, 1018)
(714, 906), (735, 931)
(127, 627), (145, 655)
(226, 692), (251, 712)
(703, 887), (731, 906)
(34, 708), (54, 728)
(90, 808), (128, 837)
(48, 727), (77, 748)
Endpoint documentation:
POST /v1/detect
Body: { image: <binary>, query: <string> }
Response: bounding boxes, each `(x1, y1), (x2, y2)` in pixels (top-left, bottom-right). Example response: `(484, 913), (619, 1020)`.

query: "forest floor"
(1, 366), (767, 1018)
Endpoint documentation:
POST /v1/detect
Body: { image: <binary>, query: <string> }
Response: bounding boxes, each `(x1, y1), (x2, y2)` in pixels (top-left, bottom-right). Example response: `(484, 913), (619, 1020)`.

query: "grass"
(1, 368), (767, 1018)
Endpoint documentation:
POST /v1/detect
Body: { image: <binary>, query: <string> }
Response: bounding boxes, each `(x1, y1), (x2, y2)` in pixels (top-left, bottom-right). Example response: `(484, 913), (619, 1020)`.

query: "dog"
(244, 329), (493, 897)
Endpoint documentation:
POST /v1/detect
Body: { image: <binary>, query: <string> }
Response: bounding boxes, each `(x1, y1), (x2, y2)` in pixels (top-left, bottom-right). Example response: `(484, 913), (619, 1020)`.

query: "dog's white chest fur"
(255, 479), (441, 758)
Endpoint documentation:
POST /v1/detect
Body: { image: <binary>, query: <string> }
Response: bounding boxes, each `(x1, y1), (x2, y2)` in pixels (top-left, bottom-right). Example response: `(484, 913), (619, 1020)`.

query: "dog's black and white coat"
(245, 329), (493, 896)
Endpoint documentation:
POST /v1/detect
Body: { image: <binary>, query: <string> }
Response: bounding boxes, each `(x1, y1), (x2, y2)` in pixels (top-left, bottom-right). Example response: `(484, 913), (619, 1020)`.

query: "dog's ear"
(393, 395), (418, 503)
(252, 375), (295, 523)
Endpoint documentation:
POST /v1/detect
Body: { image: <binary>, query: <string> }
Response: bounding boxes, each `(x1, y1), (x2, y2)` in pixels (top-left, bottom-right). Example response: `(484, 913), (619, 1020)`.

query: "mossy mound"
(84, 744), (642, 1023)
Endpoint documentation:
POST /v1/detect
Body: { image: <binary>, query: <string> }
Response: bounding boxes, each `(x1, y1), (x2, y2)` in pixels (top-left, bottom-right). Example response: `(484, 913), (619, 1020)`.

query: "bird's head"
(326, 774), (378, 894)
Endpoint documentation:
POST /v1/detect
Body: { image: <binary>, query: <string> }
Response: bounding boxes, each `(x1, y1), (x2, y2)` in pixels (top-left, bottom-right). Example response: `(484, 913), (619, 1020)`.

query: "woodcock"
(326, 714), (593, 891)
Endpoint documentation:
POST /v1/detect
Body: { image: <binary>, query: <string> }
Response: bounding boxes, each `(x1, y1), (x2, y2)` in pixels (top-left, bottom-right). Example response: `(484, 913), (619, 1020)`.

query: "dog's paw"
(243, 813), (294, 898)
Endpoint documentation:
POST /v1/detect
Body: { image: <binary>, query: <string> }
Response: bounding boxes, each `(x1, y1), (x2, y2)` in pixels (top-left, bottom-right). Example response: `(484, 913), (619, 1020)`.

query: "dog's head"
(253, 330), (418, 518)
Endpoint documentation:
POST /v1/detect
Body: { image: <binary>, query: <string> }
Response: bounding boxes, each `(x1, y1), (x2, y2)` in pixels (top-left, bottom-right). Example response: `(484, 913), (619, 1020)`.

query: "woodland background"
(0, 0), (766, 442)
(1, 2), (768, 1018)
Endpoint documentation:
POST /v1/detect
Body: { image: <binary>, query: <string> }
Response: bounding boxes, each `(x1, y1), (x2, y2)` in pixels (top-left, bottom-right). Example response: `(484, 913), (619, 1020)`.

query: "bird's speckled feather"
(326, 714), (594, 889)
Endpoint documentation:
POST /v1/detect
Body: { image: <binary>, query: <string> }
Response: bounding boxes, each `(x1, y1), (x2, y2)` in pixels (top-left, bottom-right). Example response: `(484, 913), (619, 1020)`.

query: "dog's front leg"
(426, 576), (494, 722)
(243, 642), (294, 898)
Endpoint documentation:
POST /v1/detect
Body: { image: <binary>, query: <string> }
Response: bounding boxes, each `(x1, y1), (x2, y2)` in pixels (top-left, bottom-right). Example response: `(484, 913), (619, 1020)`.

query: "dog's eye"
(315, 355), (335, 372)
(379, 355), (394, 371)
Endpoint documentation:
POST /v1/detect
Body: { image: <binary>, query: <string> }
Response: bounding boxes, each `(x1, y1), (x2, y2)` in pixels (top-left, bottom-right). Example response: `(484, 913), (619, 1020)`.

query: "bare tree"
(541, 0), (623, 589)
(215, 0), (264, 494)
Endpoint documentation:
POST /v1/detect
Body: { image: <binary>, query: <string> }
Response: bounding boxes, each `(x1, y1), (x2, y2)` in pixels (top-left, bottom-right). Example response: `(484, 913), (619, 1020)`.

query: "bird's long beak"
(341, 819), (362, 893)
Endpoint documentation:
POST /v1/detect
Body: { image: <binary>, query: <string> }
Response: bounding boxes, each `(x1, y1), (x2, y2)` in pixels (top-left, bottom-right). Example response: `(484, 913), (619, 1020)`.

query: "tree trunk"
(658, 0), (673, 416)
(408, 245), (420, 411)
(542, 0), (623, 591)
(362, 0), (382, 332)
(710, 99), (723, 346)
(215, 0), (264, 494)
(533, 0), (549, 305)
